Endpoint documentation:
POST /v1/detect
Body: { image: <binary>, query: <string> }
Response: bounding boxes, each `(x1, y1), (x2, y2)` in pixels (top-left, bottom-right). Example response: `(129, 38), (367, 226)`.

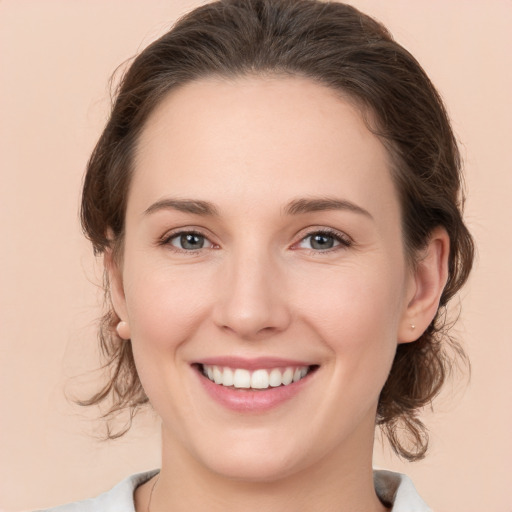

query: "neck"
(143, 423), (388, 512)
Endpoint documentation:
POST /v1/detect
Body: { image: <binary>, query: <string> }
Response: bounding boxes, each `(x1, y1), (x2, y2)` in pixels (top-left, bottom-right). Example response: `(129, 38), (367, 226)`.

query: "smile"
(200, 364), (313, 390)
(194, 360), (319, 412)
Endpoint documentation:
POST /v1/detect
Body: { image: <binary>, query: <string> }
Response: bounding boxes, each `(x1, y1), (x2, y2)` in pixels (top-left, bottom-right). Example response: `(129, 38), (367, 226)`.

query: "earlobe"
(398, 227), (450, 344)
(116, 320), (131, 340)
(104, 248), (129, 332)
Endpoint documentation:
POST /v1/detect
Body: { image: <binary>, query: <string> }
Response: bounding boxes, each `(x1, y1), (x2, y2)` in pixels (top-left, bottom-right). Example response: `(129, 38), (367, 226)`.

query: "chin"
(204, 449), (305, 483)
(181, 424), (328, 484)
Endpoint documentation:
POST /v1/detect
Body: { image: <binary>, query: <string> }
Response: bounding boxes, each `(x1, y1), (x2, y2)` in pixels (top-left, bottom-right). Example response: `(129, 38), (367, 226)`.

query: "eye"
(167, 231), (214, 251)
(296, 230), (351, 251)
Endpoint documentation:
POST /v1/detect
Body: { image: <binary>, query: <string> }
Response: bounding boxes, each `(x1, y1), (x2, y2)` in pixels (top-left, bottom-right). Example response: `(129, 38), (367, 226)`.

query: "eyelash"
(158, 228), (352, 254)
(158, 229), (216, 254)
(294, 228), (352, 254)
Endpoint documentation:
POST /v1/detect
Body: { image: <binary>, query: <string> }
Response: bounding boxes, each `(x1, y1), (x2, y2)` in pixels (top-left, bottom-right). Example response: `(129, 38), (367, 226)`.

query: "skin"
(108, 76), (449, 512)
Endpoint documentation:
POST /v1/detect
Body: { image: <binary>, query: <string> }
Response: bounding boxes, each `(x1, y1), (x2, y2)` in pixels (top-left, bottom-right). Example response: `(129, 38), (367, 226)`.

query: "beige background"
(1, 1), (511, 510)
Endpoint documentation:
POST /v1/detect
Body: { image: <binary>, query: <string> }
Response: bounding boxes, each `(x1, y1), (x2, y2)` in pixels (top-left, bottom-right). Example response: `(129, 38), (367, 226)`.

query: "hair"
(80, 0), (474, 460)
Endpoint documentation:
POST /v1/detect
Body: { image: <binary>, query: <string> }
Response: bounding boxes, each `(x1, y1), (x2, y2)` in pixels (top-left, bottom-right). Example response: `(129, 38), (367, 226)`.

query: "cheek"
(296, 263), (405, 373)
(123, 261), (214, 351)
(299, 261), (404, 329)
(121, 261), (217, 421)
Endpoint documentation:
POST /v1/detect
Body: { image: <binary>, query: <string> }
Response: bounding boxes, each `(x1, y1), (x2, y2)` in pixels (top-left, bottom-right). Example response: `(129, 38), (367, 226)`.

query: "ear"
(104, 247), (131, 339)
(398, 227), (450, 344)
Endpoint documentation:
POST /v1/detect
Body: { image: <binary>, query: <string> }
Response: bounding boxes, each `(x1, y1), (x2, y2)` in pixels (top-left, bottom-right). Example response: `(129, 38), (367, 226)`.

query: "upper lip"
(194, 356), (316, 370)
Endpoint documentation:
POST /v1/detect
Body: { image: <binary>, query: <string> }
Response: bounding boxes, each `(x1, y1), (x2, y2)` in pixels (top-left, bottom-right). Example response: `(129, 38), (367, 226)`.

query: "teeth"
(233, 369), (251, 388)
(223, 367), (234, 387)
(213, 366), (223, 384)
(251, 369), (269, 389)
(282, 368), (293, 385)
(202, 365), (311, 389)
(269, 368), (282, 387)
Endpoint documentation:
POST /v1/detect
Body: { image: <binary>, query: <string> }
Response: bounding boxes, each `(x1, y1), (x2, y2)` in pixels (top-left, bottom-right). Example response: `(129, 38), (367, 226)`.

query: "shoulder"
(34, 470), (159, 512)
(373, 469), (432, 512)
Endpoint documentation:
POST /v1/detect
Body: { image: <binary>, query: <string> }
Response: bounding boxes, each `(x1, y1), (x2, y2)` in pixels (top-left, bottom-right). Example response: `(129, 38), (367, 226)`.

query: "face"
(111, 76), (416, 481)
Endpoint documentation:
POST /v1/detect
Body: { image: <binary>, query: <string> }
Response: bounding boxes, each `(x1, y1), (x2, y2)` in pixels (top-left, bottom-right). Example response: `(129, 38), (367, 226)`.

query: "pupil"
(181, 233), (204, 249)
(311, 234), (333, 250)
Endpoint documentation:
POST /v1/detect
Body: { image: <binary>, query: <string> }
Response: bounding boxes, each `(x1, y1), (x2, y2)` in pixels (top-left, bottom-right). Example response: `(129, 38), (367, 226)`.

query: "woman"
(41, 0), (473, 510)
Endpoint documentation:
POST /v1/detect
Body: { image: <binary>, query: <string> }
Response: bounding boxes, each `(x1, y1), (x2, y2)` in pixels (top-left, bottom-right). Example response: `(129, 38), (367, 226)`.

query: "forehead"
(131, 75), (399, 218)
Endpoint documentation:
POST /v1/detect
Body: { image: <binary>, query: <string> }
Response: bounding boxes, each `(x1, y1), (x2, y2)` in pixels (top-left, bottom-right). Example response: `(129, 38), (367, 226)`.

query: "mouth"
(196, 363), (319, 390)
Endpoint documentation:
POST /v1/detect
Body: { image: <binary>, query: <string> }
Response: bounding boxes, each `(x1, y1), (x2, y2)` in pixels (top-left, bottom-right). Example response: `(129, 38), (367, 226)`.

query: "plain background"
(1, 1), (511, 511)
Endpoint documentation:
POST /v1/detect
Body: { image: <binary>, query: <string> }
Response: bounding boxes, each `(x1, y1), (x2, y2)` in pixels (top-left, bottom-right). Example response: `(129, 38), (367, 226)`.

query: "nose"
(212, 248), (292, 340)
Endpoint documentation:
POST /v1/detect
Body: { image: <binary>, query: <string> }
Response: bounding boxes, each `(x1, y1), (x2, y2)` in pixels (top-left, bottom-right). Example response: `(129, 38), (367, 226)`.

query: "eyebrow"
(143, 196), (372, 219)
(144, 198), (219, 217)
(284, 197), (373, 219)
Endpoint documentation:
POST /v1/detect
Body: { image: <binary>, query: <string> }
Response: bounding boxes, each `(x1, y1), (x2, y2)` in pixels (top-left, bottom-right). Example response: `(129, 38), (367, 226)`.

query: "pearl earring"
(410, 324), (416, 330)
(116, 320), (131, 340)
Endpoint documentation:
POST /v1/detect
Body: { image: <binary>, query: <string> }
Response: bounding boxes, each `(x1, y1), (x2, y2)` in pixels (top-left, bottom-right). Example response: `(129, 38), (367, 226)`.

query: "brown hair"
(80, 0), (474, 460)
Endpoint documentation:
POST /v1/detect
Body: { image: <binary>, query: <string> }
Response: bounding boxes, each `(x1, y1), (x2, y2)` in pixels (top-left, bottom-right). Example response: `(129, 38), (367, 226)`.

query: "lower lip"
(196, 368), (314, 412)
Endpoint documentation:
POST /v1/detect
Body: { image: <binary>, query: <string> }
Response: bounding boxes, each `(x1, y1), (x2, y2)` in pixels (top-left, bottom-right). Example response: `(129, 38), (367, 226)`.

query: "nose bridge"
(214, 240), (290, 339)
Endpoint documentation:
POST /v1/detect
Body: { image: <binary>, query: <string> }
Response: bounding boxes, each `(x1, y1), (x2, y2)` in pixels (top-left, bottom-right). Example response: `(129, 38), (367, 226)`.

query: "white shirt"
(36, 469), (431, 512)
